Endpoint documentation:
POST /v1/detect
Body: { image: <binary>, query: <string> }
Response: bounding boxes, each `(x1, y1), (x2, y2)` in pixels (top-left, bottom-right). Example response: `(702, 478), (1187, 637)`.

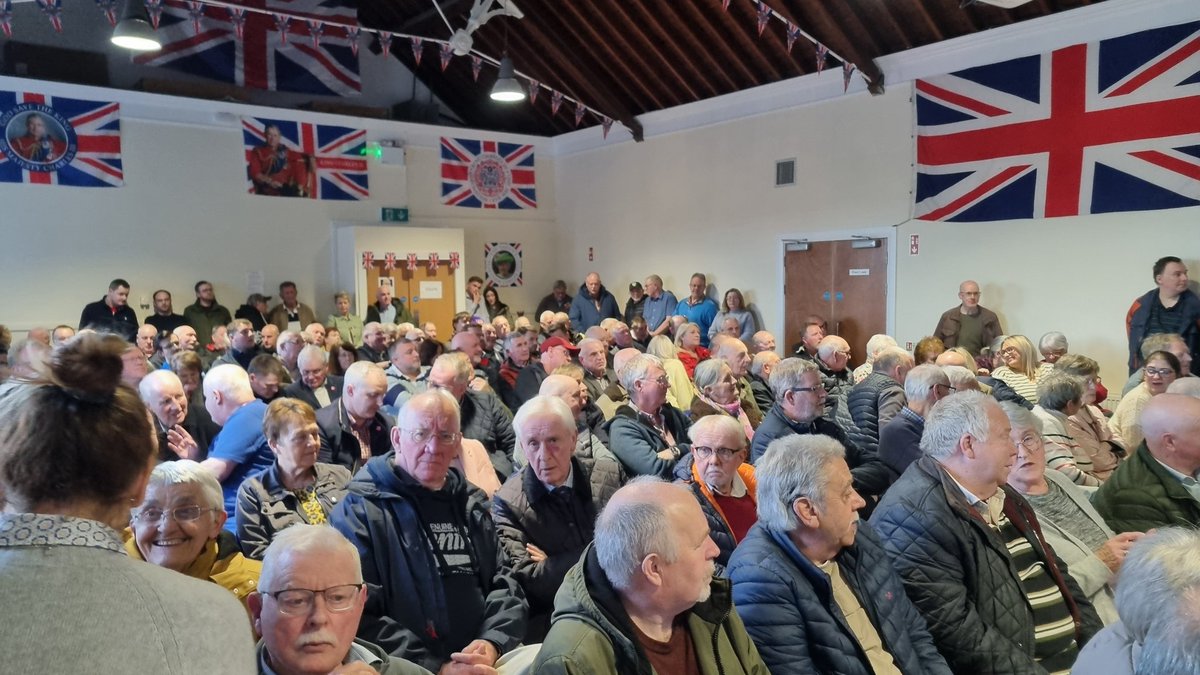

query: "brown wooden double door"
(784, 239), (888, 367)
(365, 262), (457, 335)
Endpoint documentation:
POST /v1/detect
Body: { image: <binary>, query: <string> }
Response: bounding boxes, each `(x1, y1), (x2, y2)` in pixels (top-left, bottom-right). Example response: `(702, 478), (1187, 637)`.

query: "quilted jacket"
(750, 404), (890, 499)
(459, 389), (517, 478)
(492, 455), (622, 642)
(869, 455), (1101, 674)
(603, 403), (691, 479)
(846, 371), (907, 458)
(728, 522), (951, 675)
(1091, 441), (1200, 533)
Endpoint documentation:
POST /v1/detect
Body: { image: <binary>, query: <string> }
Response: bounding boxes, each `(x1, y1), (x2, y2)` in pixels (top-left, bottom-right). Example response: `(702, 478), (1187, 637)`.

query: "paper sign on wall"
(849, 268), (870, 276)
(419, 280), (443, 299)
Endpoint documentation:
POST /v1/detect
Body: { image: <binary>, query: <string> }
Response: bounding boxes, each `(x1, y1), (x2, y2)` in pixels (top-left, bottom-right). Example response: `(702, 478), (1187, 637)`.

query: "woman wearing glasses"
(990, 335), (1052, 404)
(0, 333), (254, 671)
(1001, 402), (1143, 626)
(127, 460), (262, 608)
(1109, 350), (1181, 452)
(236, 398), (352, 560)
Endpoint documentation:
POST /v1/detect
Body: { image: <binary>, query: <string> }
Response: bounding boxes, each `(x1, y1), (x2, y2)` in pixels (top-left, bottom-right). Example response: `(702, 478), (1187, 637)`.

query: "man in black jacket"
(78, 278), (138, 342)
(491, 395), (621, 642)
(283, 345), (342, 410)
(331, 390), (527, 673)
(751, 358), (889, 503)
(317, 361), (392, 473)
(870, 390), (1101, 674)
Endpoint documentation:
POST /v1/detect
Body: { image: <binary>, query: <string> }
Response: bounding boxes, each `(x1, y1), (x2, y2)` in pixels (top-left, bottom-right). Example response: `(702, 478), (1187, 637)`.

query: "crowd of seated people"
(1, 257), (1199, 673)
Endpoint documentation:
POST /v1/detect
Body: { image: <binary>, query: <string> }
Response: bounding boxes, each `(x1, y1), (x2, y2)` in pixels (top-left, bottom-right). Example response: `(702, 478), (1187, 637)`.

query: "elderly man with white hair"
(282, 344), (342, 411)
(530, 477), (768, 674)
(317, 361), (393, 473)
(748, 350), (780, 413)
(674, 415), (758, 567)
(846, 346), (914, 459)
(871, 391), (1101, 674)
(877, 364), (952, 479)
(1072, 528), (1200, 675)
(851, 334), (898, 385)
(249, 525), (431, 674)
(139, 368), (215, 462)
(193, 364), (274, 531)
(577, 337), (615, 404)
(492, 396), (622, 642)
(729, 434), (950, 675)
(533, 373), (619, 472)
(332, 390), (528, 673)
(815, 335), (852, 419)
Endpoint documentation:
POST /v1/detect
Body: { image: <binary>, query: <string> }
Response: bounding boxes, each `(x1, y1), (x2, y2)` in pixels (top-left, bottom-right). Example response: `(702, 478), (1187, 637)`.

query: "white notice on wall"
(419, 280), (443, 299)
(849, 268), (870, 276)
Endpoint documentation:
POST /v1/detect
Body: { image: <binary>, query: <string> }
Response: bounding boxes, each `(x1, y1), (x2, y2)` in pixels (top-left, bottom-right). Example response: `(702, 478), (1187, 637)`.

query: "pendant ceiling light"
(111, 0), (162, 51)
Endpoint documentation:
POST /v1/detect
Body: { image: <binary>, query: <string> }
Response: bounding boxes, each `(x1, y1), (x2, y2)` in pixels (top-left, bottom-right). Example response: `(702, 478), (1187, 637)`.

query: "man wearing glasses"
(751, 358), (889, 505)
(932, 280), (1003, 357)
(674, 415), (758, 567)
(250, 524), (432, 674)
(332, 390), (528, 674)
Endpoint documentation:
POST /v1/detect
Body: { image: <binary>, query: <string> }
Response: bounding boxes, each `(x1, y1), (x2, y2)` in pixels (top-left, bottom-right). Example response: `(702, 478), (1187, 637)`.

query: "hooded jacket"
(331, 455), (527, 672)
(568, 283), (621, 331)
(530, 545), (769, 675)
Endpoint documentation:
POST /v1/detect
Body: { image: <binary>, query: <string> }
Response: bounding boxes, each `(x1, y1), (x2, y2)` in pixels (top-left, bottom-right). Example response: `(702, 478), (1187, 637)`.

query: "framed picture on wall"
(485, 242), (523, 287)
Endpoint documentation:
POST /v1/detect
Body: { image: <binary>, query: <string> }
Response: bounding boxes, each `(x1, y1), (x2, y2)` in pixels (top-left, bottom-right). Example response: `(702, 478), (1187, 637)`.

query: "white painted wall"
(0, 76), (556, 335)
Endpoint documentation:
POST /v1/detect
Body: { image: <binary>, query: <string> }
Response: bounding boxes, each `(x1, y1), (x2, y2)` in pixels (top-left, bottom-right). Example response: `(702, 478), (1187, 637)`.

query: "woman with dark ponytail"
(0, 332), (256, 672)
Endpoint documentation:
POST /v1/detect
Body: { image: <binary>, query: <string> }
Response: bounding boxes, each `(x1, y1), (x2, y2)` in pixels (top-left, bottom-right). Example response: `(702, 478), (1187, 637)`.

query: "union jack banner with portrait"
(914, 21), (1200, 222)
(440, 137), (537, 209)
(0, 90), (122, 187)
(134, 0), (359, 97)
(243, 116), (368, 200)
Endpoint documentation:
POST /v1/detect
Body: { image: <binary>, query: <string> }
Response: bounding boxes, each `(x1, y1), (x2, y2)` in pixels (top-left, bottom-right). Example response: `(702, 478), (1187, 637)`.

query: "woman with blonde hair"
(673, 321), (709, 379)
(990, 334), (1051, 404)
(646, 334), (695, 410)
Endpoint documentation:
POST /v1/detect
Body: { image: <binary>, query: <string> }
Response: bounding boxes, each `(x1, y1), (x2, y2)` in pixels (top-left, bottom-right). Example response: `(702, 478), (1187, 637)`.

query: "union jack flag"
(440, 137), (537, 209)
(134, 0), (359, 97)
(243, 116), (368, 200)
(0, 91), (123, 188)
(915, 21), (1200, 222)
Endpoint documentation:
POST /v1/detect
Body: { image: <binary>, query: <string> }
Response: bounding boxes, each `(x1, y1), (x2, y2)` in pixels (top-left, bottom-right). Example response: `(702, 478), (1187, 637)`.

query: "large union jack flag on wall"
(243, 116), (368, 200)
(441, 137), (537, 209)
(914, 21), (1200, 222)
(135, 0), (359, 97)
(0, 90), (122, 187)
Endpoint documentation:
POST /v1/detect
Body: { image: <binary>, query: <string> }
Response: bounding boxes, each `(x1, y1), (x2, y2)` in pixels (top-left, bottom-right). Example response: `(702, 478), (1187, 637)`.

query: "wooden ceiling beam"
(554, 0), (673, 111)
(777, 0), (884, 91)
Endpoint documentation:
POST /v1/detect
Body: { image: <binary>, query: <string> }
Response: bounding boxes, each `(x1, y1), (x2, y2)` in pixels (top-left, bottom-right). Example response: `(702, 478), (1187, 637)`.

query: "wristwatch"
(670, 446), (683, 460)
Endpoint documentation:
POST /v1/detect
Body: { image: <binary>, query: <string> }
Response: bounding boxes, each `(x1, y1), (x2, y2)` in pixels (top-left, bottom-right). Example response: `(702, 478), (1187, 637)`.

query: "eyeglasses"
(787, 386), (822, 396)
(692, 446), (743, 461)
(262, 584), (364, 616)
(132, 504), (216, 524)
(402, 428), (461, 446)
(934, 383), (956, 392)
(1000, 347), (1019, 356)
(640, 376), (669, 387)
(1145, 367), (1176, 377)
(1013, 434), (1042, 452)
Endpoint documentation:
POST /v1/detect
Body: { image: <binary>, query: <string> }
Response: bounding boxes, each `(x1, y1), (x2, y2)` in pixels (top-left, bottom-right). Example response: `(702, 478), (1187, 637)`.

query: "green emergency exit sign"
(381, 207), (409, 222)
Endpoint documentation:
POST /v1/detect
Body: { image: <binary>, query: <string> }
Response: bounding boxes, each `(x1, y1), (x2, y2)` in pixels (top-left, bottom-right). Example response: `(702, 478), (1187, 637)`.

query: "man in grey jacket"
(250, 524), (432, 674)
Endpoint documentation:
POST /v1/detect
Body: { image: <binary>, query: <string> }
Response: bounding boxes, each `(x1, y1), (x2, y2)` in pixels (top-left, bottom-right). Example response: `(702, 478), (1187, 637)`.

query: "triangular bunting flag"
(574, 102), (585, 127)
(362, 252), (375, 270)
(0, 0), (12, 38)
(428, 253), (439, 272)
(306, 19), (323, 48)
(449, 252), (460, 271)
(379, 31), (393, 58)
(471, 55), (483, 81)
(274, 14), (290, 45)
(36, 0), (63, 32)
(601, 116), (613, 139)
(528, 79), (540, 105)
(186, 0), (204, 34)
(411, 37), (423, 66)
(439, 42), (454, 71)
(95, 0), (118, 27)
(756, 2), (771, 37)
(550, 90), (564, 116)
(229, 7), (246, 40)
(786, 22), (800, 52)
(143, 0), (162, 29)
(347, 26), (360, 57)
(384, 253), (397, 271)
(842, 60), (854, 93)
(815, 43), (828, 74)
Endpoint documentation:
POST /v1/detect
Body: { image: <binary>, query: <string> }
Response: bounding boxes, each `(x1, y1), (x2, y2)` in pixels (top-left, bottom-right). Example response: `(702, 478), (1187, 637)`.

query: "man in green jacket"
(183, 280), (233, 351)
(1093, 394), (1200, 533)
(530, 477), (768, 675)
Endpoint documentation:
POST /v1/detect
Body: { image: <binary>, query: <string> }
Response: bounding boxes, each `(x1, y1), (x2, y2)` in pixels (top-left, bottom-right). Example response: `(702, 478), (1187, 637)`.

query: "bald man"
(1092, 393), (1200, 532)
(932, 280), (1003, 357)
